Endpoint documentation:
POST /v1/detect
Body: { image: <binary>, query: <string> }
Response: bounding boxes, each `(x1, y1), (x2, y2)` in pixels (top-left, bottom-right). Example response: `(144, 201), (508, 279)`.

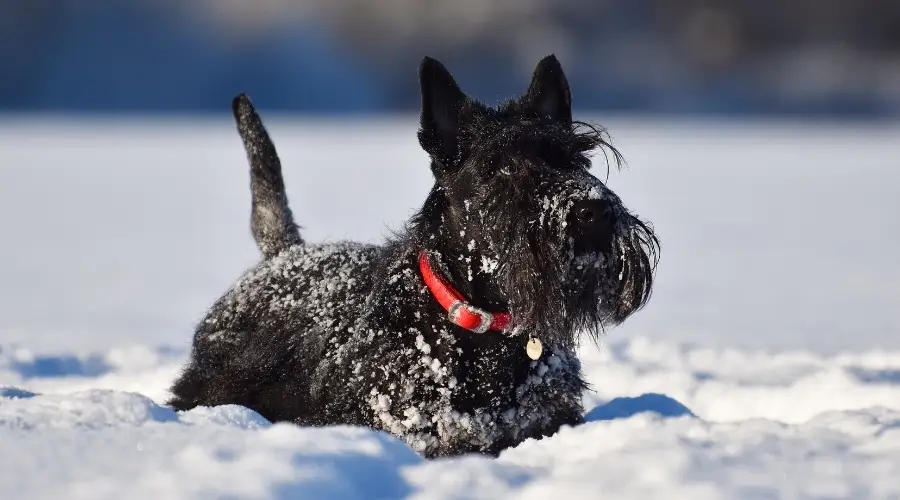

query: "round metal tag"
(526, 337), (543, 360)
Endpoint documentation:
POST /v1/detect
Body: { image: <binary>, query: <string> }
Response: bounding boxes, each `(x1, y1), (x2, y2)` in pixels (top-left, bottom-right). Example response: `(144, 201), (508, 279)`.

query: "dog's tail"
(232, 94), (303, 259)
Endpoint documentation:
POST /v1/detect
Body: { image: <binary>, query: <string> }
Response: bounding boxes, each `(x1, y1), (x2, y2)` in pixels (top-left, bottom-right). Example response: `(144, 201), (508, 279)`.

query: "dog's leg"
(232, 94), (303, 259)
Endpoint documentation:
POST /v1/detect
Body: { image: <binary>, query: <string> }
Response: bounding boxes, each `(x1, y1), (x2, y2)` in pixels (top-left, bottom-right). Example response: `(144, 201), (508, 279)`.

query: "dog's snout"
(570, 199), (615, 252)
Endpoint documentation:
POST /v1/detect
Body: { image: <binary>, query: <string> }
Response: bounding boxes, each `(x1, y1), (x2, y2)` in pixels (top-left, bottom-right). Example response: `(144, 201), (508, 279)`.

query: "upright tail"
(232, 94), (303, 259)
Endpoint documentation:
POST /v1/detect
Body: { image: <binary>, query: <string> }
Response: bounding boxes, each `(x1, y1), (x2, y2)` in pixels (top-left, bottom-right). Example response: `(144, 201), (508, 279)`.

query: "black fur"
(169, 55), (659, 458)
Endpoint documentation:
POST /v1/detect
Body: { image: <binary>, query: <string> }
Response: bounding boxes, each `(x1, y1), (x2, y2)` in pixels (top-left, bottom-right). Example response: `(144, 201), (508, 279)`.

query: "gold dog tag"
(526, 337), (543, 360)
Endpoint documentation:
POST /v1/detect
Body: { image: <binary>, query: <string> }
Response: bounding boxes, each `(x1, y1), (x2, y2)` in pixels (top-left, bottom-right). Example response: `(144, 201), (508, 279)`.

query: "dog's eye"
(575, 206), (595, 224)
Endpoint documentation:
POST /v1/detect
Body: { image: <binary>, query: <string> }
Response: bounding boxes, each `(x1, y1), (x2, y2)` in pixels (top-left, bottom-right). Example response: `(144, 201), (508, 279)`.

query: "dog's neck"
(416, 194), (510, 315)
(418, 251), (512, 332)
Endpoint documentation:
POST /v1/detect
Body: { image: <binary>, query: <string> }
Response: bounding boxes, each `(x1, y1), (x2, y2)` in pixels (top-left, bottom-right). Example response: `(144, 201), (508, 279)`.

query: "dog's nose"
(572, 199), (614, 231)
(570, 199), (615, 251)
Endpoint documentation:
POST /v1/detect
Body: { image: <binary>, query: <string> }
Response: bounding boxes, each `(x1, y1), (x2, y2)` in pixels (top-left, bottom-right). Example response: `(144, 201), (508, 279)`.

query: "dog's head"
(414, 55), (659, 346)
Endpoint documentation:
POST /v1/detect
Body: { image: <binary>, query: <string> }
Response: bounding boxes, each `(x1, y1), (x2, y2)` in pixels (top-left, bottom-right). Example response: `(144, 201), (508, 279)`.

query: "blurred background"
(1, 0), (898, 356)
(2, 0), (900, 117)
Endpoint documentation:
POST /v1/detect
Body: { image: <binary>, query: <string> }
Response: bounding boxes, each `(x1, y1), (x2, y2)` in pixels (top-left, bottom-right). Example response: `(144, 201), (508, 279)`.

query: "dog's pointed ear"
(418, 56), (467, 170)
(524, 54), (572, 123)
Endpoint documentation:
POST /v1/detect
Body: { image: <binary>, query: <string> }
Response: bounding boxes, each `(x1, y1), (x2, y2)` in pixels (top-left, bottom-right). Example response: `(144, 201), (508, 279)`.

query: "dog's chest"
(363, 323), (583, 456)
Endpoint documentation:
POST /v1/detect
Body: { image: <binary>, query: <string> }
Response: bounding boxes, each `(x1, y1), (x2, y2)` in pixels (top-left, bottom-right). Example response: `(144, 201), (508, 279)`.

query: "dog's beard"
(607, 213), (658, 324)
(496, 220), (570, 344)
(495, 210), (658, 347)
(571, 212), (658, 341)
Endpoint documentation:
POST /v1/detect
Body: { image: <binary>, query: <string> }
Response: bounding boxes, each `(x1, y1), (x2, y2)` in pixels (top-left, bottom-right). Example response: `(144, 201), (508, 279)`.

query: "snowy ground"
(0, 116), (898, 499)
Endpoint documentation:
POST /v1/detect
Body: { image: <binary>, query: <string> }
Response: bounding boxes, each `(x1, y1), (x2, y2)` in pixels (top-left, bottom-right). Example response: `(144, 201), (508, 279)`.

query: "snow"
(1, 117), (899, 498)
(3, 339), (900, 499)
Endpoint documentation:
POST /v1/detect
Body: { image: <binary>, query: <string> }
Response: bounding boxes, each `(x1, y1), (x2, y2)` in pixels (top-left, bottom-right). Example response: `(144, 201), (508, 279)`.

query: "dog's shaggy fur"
(169, 55), (659, 458)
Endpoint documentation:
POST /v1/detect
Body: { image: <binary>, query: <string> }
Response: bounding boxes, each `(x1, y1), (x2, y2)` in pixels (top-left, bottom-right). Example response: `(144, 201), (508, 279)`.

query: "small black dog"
(169, 55), (659, 458)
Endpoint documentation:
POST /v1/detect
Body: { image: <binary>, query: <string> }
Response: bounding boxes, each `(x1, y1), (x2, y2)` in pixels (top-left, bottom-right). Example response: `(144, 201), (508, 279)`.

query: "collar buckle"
(447, 301), (494, 334)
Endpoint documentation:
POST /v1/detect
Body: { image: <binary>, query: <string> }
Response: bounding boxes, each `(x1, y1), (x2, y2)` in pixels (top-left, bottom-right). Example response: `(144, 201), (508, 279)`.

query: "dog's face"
(417, 56), (658, 345)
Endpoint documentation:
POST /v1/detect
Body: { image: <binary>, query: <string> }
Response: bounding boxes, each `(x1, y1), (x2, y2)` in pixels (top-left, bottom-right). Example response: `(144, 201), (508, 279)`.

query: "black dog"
(169, 55), (659, 458)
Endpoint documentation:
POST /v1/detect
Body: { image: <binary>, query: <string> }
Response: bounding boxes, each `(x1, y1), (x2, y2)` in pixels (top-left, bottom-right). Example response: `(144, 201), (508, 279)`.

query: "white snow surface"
(1, 117), (899, 499)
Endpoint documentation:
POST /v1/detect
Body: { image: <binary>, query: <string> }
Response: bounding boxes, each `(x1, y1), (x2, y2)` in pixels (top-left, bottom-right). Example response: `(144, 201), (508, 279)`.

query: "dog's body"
(169, 56), (658, 458)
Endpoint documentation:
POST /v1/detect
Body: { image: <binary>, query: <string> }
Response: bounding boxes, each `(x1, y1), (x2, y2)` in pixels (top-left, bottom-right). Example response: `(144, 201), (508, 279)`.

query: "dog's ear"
(524, 54), (572, 123)
(418, 57), (467, 172)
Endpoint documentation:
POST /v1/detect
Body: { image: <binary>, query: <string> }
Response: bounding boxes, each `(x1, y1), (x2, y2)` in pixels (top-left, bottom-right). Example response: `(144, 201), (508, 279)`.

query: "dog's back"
(170, 95), (356, 421)
(169, 242), (380, 424)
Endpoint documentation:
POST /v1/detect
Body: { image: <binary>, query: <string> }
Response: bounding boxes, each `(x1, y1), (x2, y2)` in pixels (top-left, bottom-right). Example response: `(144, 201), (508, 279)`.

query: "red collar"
(418, 251), (512, 334)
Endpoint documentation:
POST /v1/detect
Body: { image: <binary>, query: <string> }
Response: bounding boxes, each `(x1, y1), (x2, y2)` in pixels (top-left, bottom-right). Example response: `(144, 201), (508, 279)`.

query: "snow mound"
(1, 375), (900, 499)
(0, 389), (177, 430)
(2, 336), (900, 498)
(0, 389), (270, 431)
(0, 344), (185, 403)
(584, 393), (695, 421)
(0, 389), (421, 499)
(581, 337), (900, 424)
